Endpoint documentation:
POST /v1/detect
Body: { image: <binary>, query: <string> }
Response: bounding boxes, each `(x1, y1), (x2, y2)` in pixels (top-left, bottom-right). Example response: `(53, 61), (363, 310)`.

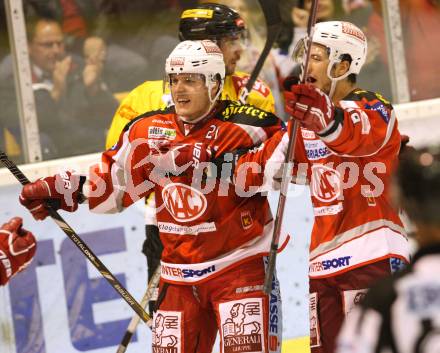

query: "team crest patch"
(241, 210), (253, 230)
(311, 165), (342, 202)
(220, 298), (265, 353)
(162, 183), (208, 222)
(152, 310), (182, 353)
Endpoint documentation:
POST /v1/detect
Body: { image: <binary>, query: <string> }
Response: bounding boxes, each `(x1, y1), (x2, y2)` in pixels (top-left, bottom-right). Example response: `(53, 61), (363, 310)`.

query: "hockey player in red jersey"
(233, 21), (410, 353)
(0, 217), (36, 286)
(19, 40), (286, 353)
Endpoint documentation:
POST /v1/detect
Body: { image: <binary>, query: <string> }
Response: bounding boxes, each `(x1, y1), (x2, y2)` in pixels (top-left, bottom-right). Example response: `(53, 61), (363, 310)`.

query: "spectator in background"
(20, 0), (150, 91)
(273, 0), (343, 81)
(274, 0), (392, 100)
(336, 145), (440, 353)
(343, 0), (392, 99)
(0, 17), (117, 160)
(366, 0), (440, 101)
(204, 0), (286, 115)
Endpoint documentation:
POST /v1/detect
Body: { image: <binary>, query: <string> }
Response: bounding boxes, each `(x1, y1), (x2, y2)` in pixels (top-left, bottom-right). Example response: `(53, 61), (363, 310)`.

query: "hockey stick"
(116, 265), (161, 353)
(0, 150), (151, 323)
(239, 0), (282, 104)
(263, 0), (319, 295)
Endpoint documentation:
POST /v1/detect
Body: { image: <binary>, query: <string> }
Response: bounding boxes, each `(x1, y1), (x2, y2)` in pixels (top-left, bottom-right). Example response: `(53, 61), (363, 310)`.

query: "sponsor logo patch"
(301, 128), (316, 139)
(222, 102), (268, 120)
(269, 280), (281, 352)
(309, 256), (352, 273)
(181, 8), (213, 19)
(161, 264), (216, 279)
(148, 126), (177, 140)
(342, 289), (368, 316)
(152, 310), (182, 353)
(309, 293), (321, 348)
(389, 257), (406, 273)
(304, 140), (332, 160)
(170, 57), (185, 67)
(341, 22), (366, 42)
(220, 298), (265, 353)
(201, 40), (222, 55)
(152, 119), (173, 125)
(368, 101), (390, 123)
(158, 221), (216, 235)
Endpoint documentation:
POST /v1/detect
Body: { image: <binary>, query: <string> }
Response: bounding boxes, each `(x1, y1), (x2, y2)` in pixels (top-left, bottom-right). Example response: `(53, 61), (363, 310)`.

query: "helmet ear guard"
(312, 21), (368, 78)
(293, 21), (367, 97)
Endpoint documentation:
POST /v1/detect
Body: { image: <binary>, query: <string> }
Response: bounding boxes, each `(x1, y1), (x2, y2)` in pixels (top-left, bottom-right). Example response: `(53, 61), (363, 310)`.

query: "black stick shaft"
(0, 150), (151, 323)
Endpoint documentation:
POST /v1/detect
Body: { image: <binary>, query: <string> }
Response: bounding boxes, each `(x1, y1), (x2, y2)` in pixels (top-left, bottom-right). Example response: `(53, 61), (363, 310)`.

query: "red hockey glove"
(0, 217), (36, 285)
(284, 84), (336, 134)
(19, 170), (85, 220)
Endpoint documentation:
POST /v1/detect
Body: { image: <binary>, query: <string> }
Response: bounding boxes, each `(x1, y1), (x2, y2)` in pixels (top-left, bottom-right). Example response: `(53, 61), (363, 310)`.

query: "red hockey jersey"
(236, 89), (410, 278)
(87, 101), (286, 284)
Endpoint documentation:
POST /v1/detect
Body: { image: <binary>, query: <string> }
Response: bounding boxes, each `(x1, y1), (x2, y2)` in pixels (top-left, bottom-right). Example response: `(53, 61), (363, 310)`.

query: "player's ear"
(335, 60), (350, 78)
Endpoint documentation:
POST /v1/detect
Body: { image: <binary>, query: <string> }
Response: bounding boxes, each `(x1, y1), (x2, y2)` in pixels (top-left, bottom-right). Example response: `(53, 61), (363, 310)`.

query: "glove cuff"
(317, 107), (344, 139)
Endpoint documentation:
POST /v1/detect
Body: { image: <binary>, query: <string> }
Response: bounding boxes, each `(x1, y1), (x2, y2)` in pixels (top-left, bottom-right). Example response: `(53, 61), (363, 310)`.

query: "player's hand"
(0, 217), (36, 285)
(19, 171), (84, 220)
(284, 84), (335, 134)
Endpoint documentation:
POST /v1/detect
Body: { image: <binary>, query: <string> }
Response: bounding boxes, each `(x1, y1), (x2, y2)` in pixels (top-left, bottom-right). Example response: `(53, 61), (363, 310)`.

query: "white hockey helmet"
(165, 40), (225, 89)
(312, 21), (368, 78)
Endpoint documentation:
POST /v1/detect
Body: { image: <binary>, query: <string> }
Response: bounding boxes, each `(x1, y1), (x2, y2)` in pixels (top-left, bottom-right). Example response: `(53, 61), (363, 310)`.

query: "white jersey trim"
(160, 221), (289, 284)
(308, 227), (409, 278)
(330, 101), (397, 158)
(310, 219), (407, 259)
(235, 123), (268, 145)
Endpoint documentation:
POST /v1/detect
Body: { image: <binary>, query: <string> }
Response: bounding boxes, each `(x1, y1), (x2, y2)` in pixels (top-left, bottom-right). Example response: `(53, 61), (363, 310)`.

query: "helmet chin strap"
(326, 59), (351, 99)
(178, 80), (224, 124)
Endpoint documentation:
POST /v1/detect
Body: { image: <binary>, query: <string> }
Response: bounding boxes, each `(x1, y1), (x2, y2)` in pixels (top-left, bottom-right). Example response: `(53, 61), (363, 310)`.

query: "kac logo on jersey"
(162, 183), (207, 222)
(311, 165), (341, 202)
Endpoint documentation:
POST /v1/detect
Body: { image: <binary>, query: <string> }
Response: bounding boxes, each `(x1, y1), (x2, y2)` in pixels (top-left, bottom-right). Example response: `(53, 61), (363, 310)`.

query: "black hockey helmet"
(179, 3), (246, 41)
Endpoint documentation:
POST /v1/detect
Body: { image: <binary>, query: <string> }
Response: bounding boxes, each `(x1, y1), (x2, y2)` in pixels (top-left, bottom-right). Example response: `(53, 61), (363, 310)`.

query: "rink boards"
(1, 97), (439, 353)
(0, 153), (314, 353)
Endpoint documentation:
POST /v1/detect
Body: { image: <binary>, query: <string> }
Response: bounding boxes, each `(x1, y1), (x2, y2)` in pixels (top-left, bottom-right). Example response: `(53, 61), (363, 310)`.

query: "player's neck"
(332, 80), (356, 103)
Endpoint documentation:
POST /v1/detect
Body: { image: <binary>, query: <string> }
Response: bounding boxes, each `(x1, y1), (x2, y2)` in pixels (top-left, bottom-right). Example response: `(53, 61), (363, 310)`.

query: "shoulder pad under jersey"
(344, 89), (393, 109)
(123, 106), (175, 133)
(216, 100), (279, 127)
